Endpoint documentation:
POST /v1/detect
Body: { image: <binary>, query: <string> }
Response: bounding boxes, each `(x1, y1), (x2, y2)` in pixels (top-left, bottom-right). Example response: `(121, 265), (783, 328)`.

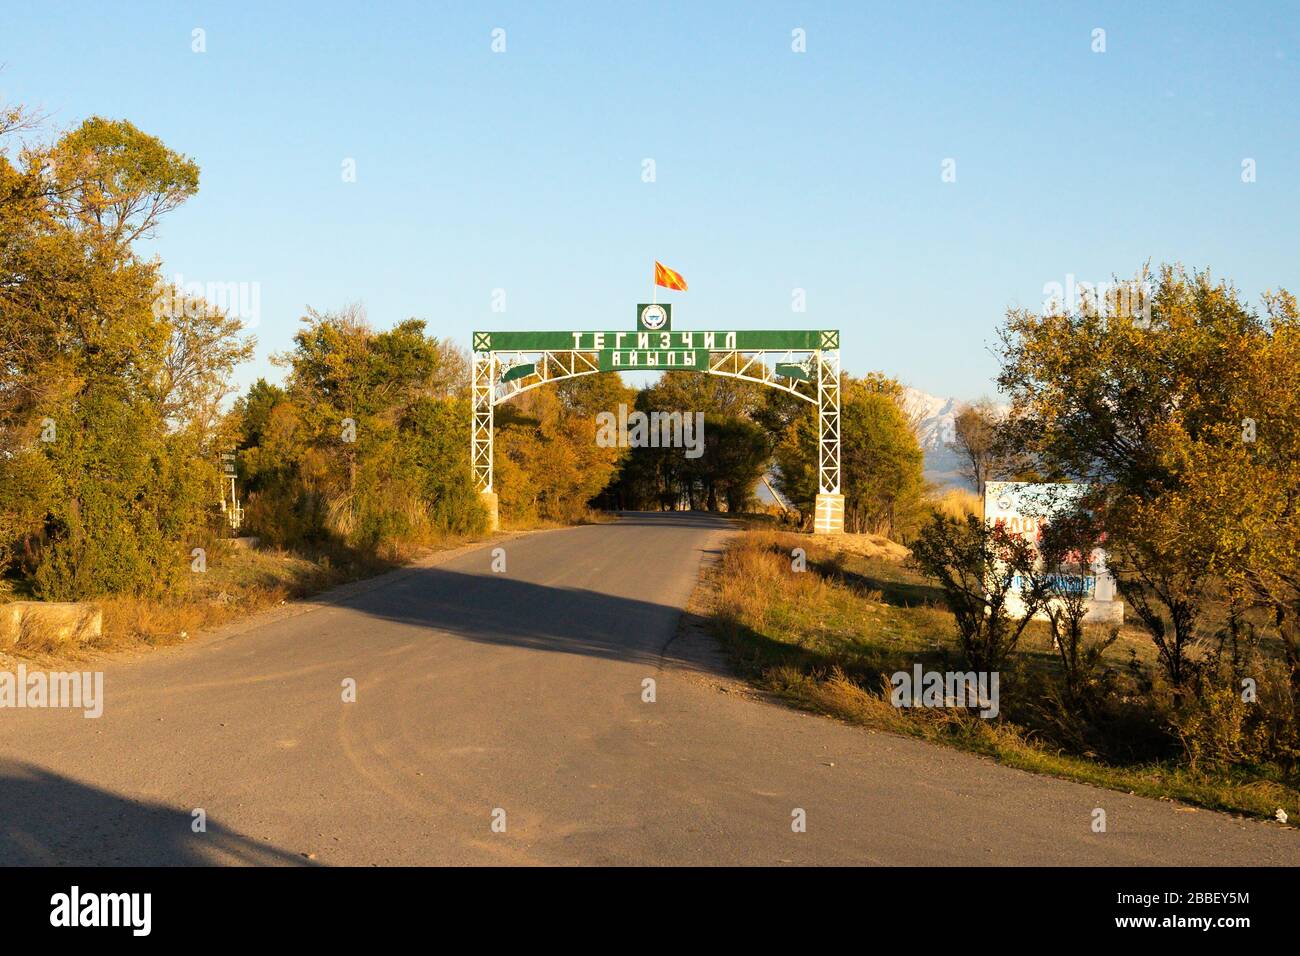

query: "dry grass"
(95, 595), (233, 652)
(1, 532), (490, 662)
(826, 532), (911, 561)
(929, 486), (981, 520)
(501, 508), (617, 531)
(702, 527), (1300, 821)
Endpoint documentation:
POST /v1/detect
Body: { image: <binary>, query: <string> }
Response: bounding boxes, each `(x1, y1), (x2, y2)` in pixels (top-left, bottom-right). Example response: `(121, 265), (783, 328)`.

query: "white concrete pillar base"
(813, 493), (844, 534)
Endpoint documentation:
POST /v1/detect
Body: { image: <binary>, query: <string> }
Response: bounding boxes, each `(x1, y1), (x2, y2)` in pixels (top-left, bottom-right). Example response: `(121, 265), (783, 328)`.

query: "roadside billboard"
(983, 481), (1123, 624)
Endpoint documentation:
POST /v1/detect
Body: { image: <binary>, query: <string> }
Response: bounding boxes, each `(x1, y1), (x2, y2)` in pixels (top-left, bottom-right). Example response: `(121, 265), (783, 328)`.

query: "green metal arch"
(490, 350), (818, 406)
(471, 344), (842, 530)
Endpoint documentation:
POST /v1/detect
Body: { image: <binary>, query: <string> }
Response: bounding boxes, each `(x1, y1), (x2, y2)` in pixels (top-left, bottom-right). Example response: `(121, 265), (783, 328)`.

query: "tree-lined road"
(1, 512), (1294, 865)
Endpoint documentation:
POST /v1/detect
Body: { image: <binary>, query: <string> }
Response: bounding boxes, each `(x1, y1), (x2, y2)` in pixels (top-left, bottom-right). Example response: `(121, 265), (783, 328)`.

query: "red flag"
(654, 261), (688, 291)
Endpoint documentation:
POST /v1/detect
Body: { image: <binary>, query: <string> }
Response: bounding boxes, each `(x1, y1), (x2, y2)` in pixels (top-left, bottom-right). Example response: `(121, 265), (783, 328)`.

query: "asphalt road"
(1, 512), (1295, 865)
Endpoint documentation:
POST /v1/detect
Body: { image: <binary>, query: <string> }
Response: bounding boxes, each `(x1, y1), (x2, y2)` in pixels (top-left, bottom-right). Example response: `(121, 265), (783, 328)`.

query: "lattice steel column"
(814, 333), (844, 533)
(471, 340), (499, 530)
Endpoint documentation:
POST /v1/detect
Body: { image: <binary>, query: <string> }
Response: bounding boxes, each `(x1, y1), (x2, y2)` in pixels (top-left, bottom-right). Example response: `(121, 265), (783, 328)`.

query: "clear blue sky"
(4, 1), (1298, 399)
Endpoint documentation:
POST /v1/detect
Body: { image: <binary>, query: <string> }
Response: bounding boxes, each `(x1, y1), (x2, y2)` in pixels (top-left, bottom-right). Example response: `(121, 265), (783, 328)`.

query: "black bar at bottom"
(0, 865), (1281, 942)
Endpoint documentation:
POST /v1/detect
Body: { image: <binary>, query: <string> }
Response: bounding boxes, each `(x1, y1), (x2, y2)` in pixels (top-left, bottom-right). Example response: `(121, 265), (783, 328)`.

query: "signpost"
(471, 310), (843, 533)
(219, 452), (243, 532)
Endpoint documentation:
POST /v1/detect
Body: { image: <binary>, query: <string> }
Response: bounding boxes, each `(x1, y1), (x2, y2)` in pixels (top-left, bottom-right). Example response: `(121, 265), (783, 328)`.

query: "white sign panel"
(983, 481), (1122, 624)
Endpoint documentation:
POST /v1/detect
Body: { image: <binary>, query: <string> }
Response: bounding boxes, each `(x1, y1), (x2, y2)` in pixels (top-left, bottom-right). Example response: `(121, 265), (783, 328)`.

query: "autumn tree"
(997, 264), (1297, 690)
(238, 306), (483, 550)
(948, 398), (1006, 498)
(0, 112), (250, 598)
(601, 372), (776, 513)
(495, 371), (636, 522)
(1156, 295), (1300, 694)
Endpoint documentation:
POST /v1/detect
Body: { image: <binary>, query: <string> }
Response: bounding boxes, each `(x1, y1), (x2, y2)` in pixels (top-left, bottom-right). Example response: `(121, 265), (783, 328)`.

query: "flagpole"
(651, 262), (656, 305)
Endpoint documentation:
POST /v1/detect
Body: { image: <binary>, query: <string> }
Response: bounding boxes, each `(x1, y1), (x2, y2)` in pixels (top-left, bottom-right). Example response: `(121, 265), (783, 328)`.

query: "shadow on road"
(0, 759), (313, 866)
(327, 511), (735, 672)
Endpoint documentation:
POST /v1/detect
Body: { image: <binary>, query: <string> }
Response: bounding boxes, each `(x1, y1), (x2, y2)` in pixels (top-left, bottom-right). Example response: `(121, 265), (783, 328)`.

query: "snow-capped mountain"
(900, 386), (972, 488)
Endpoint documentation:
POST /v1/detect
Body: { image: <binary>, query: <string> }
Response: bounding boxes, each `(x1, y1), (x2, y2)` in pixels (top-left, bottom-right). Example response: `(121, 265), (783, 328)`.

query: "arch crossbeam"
(492, 349), (602, 404)
(705, 350), (817, 403)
